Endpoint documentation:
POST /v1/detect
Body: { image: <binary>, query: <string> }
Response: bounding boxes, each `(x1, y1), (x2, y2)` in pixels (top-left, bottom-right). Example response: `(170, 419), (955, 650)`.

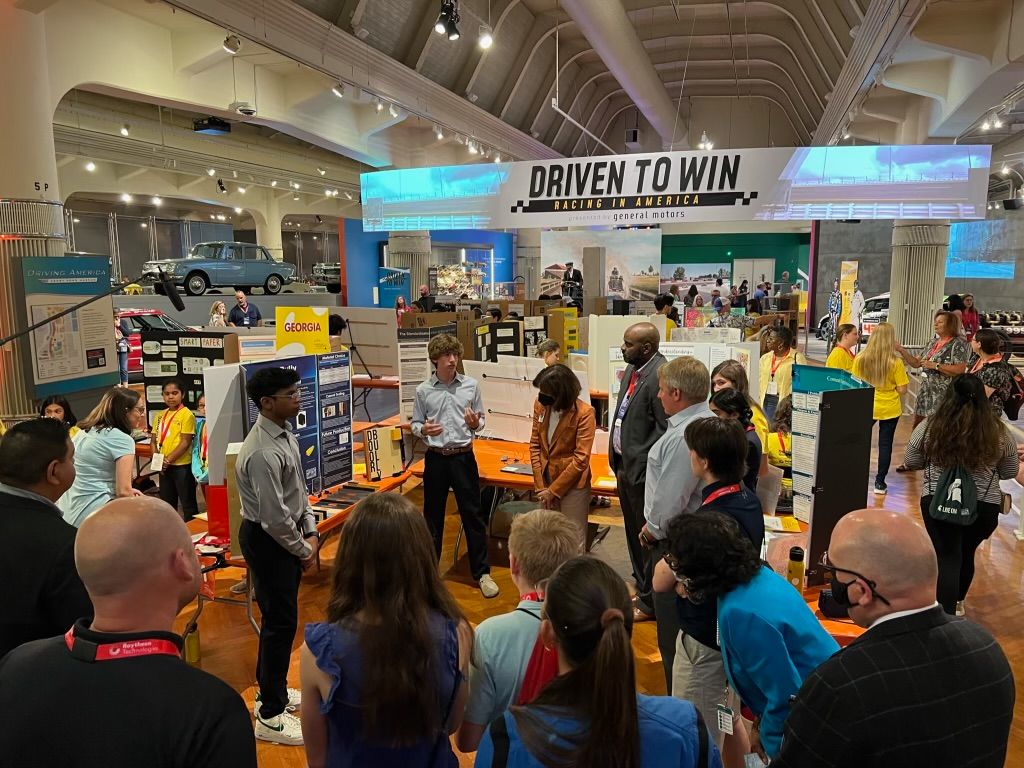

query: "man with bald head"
(609, 322), (668, 624)
(773, 509), (1014, 768)
(0, 497), (256, 767)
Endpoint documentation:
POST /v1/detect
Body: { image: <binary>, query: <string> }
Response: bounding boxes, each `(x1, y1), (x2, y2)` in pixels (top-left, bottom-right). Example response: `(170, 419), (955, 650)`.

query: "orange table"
(352, 376), (400, 390)
(408, 438), (617, 496)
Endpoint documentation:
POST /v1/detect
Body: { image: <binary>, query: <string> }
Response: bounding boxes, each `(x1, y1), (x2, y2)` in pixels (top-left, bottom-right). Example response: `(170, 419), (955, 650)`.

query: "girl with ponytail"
(475, 556), (721, 768)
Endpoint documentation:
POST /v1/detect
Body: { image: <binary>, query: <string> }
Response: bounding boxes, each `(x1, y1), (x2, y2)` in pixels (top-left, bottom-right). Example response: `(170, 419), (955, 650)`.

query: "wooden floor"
(175, 418), (1024, 767)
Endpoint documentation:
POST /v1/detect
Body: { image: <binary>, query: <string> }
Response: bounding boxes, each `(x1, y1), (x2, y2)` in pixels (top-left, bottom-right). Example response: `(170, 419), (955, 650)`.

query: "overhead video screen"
(946, 216), (1018, 280)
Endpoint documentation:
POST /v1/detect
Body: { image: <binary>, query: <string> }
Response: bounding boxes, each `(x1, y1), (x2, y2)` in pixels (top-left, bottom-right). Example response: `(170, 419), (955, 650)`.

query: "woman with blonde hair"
(208, 300), (227, 327)
(710, 359), (769, 449)
(852, 323), (908, 496)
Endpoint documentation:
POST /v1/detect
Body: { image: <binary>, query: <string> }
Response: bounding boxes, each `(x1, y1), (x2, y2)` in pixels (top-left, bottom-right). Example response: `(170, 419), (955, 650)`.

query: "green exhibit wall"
(661, 232), (810, 283)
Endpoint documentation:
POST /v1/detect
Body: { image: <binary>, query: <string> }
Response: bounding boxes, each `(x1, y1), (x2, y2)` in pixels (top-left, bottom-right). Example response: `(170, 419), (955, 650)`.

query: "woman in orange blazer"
(529, 364), (596, 549)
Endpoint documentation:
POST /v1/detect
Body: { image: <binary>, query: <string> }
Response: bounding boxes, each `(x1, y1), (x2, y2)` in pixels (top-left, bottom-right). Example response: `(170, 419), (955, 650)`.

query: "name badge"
(613, 417), (623, 432)
(150, 452), (165, 472)
(766, 380), (778, 396)
(716, 704), (734, 735)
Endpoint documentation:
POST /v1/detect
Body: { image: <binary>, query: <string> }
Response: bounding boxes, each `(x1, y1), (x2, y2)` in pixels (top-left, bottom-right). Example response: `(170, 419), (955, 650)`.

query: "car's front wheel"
(264, 274), (283, 294)
(185, 272), (209, 296)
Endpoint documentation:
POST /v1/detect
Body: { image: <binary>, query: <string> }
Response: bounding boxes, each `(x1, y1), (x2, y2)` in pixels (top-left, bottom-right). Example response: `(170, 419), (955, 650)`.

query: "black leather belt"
(427, 445), (473, 456)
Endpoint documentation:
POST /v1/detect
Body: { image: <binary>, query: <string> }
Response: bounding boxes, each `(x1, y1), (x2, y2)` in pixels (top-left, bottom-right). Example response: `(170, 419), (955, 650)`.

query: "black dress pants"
(616, 474), (652, 611)
(920, 497), (1000, 614)
(239, 520), (302, 720)
(423, 450), (490, 580)
(158, 464), (198, 520)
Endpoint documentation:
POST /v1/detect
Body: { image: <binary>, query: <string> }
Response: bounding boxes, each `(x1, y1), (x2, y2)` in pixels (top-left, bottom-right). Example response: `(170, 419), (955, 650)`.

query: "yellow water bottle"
(786, 546), (805, 592)
(184, 626), (201, 665)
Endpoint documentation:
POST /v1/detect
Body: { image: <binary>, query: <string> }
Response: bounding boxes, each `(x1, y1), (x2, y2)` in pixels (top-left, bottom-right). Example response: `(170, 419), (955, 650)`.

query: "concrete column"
(0, 4), (67, 418)
(515, 228), (541, 298)
(256, 192), (283, 261)
(888, 220), (949, 347)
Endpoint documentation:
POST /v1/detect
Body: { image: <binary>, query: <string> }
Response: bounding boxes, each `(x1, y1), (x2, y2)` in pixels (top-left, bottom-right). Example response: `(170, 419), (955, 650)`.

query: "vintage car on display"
(116, 308), (190, 378)
(142, 241), (295, 296)
(312, 262), (342, 293)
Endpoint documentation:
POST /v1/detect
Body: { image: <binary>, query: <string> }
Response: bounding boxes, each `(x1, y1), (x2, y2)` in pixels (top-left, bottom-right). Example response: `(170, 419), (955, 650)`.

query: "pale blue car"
(142, 241), (296, 296)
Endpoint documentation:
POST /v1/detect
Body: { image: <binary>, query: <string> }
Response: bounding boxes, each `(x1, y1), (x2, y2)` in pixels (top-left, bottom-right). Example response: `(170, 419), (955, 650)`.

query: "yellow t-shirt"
(825, 346), (856, 373)
(758, 349), (807, 405)
(767, 430), (793, 490)
(751, 406), (769, 448)
(68, 425), (81, 439)
(852, 356), (908, 422)
(153, 407), (196, 466)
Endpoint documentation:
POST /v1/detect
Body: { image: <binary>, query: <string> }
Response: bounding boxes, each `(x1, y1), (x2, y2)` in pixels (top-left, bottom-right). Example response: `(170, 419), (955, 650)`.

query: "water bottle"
(786, 546), (805, 592)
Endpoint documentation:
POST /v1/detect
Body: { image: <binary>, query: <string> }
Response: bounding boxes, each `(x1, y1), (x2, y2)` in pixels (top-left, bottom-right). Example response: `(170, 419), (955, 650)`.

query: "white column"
(888, 220), (949, 347)
(0, 4), (66, 418)
(255, 192), (284, 261)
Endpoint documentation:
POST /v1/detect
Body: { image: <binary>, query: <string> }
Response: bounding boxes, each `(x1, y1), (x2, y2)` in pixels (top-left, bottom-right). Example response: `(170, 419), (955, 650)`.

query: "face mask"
(538, 393), (556, 407)
(829, 573), (853, 607)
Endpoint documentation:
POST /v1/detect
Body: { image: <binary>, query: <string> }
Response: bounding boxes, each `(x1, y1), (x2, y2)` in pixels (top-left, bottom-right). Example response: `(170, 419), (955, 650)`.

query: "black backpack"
(1000, 362), (1024, 420)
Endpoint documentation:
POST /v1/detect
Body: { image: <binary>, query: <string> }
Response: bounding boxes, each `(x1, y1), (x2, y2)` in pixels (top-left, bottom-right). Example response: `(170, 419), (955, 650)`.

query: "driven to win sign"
(361, 144), (990, 231)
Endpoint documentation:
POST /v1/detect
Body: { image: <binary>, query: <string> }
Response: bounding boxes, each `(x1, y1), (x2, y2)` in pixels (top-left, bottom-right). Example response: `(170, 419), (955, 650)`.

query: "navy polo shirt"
(228, 303), (262, 327)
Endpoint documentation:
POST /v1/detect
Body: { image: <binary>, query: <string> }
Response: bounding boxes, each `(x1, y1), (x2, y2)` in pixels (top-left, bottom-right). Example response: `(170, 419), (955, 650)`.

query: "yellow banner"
(839, 261), (858, 326)
(275, 306), (331, 356)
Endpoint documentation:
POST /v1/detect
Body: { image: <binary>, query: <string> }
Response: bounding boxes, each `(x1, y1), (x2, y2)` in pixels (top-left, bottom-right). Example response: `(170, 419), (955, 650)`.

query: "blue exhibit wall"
(661, 233), (810, 283)
(341, 219), (513, 307)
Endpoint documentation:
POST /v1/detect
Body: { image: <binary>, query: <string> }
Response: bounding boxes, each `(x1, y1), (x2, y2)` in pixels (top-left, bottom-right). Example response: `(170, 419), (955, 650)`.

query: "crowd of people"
(0, 305), (1018, 768)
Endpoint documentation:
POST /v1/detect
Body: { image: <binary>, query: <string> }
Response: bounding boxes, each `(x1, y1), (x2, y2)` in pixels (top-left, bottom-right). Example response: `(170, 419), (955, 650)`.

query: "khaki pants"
(672, 631), (728, 749)
(554, 486), (590, 552)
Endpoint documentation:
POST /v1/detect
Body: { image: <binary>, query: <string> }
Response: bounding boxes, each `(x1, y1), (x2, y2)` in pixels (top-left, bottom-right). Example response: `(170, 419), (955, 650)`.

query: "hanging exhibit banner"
(275, 306), (331, 356)
(540, 229), (661, 300)
(21, 256), (119, 398)
(838, 261), (859, 326)
(361, 145), (990, 231)
(378, 267), (411, 311)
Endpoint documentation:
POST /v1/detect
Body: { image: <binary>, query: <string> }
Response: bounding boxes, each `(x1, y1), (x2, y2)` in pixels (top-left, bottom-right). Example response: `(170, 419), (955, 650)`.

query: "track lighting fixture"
(478, 24), (493, 49)
(317, 167), (327, 176)
(120, 124), (130, 137)
(217, 179), (227, 193)
(435, 1), (458, 36)
(375, 98), (384, 113)
(270, 180), (278, 187)
(993, 115), (1004, 129)
(207, 168), (216, 176)
(232, 170), (238, 179)
(234, 207), (243, 214)
(120, 193), (132, 203)
(293, 193), (300, 201)
(151, 196), (162, 206)
(222, 35), (241, 55)
(389, 103), (399, 118)
(981, 119), (991, 131)
(331, 84), (345, 98)
(434, 125), (444, 140)
(494, 152), (501, 163)
(237, 186), (246, 194)
(697, 130), (713, 151)
(315, 215), (323, 224)
(345, 191), (354, 200)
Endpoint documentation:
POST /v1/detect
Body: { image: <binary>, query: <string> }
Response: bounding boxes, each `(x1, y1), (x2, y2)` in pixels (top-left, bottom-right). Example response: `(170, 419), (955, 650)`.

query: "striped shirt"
(903, 420), (1017, 503)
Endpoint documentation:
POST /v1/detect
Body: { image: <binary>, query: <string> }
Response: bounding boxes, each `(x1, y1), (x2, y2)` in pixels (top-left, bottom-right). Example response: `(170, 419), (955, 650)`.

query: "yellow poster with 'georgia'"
(275, 306), (331, 356)
(839, 260), (858, 325)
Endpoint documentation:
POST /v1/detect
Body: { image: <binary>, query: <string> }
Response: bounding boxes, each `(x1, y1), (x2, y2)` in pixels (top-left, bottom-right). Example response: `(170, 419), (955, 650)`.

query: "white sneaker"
(479, 574), (500, 599)
(255, 711), (303, 746)
(955, 600), (966, 617)
(254, 688), (301, 716)
(230, 579), (249, 595)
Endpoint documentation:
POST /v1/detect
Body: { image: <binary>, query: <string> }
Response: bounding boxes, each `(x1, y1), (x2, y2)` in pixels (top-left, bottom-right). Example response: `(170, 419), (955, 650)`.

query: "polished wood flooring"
(175, 417), (1024, 767)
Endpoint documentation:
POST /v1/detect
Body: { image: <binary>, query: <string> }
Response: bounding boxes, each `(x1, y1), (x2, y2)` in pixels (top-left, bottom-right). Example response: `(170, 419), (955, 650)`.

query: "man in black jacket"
(608, 322), (668, 622)
(0, 419), (91, 658)
(773, 508), (1014, 768)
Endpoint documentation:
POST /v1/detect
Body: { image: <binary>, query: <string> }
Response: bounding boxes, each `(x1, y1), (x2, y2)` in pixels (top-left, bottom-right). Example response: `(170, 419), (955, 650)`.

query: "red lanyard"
(520, 592), (544, 603)
(925, 337), (953, 360)
(970, 356), (999, 374)
(770, 352), (790, 379)
(702, 484), (742, 507)
(65, 628), (179, 661)
(198, 420), (208, 462)
(156, 407), (182, 450)
(777, 432), (789, 453)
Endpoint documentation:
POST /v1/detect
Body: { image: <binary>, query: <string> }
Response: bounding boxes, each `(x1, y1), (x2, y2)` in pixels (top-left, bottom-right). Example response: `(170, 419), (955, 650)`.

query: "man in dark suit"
(608, 322), (668, 622)
(773, 508), (1014, 768)
(561, 261), (583, 300)
(0, 419), (92, 658)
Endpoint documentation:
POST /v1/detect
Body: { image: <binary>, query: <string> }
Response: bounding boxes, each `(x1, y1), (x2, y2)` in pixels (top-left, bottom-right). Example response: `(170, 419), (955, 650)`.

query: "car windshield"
(131, 314), (190, 332)
(864, 299), (886, 313)
(188, 244), (222, 260)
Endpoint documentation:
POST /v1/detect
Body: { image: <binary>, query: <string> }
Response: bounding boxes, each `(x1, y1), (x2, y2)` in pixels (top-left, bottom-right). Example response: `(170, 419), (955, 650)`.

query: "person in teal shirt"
(665, 512), (839, 761)
(475, 556), (721, 768)
(191, 395), (209, 490)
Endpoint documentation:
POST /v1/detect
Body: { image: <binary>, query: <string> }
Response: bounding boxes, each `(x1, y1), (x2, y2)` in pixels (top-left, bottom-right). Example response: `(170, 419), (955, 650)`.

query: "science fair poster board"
(585, 314), (673, 392)
(275, 306), (331, 356)
(790, 365), (873, 586)
(495, 355), (592, 406)
(361, 145), (990, 231)
(474, 321), (524, 362)
(397, 324), (456, 420)
(20, 256), (119, 398)
(607, 341), (760, 399)
(141, 329), (240, 414)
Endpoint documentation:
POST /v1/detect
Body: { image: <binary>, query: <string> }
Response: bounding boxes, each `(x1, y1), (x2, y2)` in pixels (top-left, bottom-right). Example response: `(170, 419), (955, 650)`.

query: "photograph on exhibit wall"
(539, 229), (662, 299)
(661, 262), (732, 305)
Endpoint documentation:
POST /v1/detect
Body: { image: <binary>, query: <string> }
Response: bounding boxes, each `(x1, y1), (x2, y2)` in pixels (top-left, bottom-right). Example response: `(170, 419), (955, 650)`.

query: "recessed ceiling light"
(207, 168), (216, 176)
(120, 124), (130, 137)
(222, 34), (241, 54)
(85, 162), (96, 172)
(120, 193), (132, 203)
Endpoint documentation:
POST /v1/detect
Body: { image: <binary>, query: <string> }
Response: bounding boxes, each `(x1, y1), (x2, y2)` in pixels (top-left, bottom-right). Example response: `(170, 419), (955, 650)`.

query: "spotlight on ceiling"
(317, 167), (327, 176)
(234, 207), (243, 214)
(375, 98), (384, 113)
(315, 215), (323, 224)
(270, 180), (278, 187)
(447, 11), (461, 40)
(1002, 165), (1010, 175)
(993, 115), (1004, 129)
(293, 193), (300, 201)
(331, 84), (345, 98)
(478, 24), (493, 49)
(697, 130), (713, 151)
(222, 34), (241, 54)
(345, 191), (354, 200)
(207, 168), (216, 176)
(120, 124), (130, 137)
(434, 0), (453, 34)
(434, 124), (444, 140)
(232, 170), (238, 179)
(981, 119), (991, 131)
(389, 103), (399, 118)
(120, 193), (133, 203)
(217, 179), (227, 193)
(151, 196), (162, 206)
(468, 140), (478, 155)
(85, 161), (96, 172)
(140, 222), (148, 228)
(494, 152), (501, 163)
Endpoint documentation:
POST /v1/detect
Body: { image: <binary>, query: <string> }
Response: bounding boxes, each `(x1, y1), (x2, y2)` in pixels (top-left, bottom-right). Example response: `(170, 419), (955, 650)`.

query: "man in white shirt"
(775, 509), (1014, 768)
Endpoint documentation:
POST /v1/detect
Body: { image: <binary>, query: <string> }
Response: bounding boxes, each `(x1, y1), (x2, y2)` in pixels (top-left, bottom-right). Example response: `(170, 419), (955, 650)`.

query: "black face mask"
(538, 393), (556, 407)
(829, 573), (854, 607)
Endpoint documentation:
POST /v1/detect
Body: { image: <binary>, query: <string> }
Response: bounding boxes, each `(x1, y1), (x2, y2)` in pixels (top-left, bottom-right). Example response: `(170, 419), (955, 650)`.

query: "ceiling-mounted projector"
(193, 117), (231, 135)
(229, 101), (257, 117)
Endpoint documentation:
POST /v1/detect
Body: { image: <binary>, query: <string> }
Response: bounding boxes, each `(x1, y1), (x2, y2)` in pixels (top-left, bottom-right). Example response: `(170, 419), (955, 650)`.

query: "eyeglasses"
(272, 390), (301, 400)
(819, 551), (891, 606)
(131, 406), (146, 414)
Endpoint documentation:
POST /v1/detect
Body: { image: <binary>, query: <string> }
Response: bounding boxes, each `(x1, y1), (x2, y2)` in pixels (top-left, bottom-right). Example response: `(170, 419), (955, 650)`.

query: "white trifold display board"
(608, 341), (760, 399)
(585, 314), (674, 392)
(466, 358), (591, 443)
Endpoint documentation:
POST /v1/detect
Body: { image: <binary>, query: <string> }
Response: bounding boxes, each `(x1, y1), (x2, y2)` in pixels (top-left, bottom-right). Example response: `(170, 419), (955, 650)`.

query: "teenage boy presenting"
(411, 334), (498, 599)
(236, 367), (318, 746)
